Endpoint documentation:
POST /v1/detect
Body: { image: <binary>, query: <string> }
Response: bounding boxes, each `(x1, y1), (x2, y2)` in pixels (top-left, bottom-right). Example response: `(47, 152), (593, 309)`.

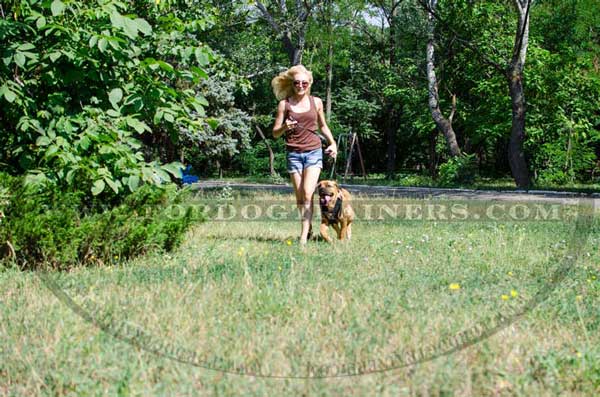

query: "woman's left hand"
(325, 144), (337, 159)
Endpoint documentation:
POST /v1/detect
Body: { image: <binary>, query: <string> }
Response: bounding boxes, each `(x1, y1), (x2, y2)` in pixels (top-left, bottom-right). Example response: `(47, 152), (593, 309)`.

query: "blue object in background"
(182, 165), (199, 184)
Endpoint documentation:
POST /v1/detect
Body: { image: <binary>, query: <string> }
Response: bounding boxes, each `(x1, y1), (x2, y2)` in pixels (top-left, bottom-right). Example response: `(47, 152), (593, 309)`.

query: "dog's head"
(318, 180), (340, 209)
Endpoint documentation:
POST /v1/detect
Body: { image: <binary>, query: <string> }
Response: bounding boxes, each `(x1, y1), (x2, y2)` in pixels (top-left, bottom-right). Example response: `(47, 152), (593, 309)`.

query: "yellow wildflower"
(510, 290), (518, 298)
(449, 283), (461, 291)
(501, 294), (509, 301)
(286, 240), (292, 246)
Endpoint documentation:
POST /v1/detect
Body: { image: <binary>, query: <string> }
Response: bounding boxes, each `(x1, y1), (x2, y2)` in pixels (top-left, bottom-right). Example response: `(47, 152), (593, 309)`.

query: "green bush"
(437, 154), (478, 187)
(236, 138), (288, 177)
(0, 173), (198, 270)
(0, 0), (219, 199)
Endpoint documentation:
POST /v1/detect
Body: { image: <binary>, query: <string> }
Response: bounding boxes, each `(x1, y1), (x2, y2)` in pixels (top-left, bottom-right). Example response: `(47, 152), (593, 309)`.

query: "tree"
(421, 0), (533, 187)
(317, 0), (335, 119)
(506, 0), (532, 188)
(0, 0), (218, 197)
(425, 0), (461, 157)
(255, 0), (323, 65)
(366, 0), (406, 175)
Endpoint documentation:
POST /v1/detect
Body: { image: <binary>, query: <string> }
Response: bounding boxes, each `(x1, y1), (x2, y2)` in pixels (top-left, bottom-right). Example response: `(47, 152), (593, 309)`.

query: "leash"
(329, 133), (343, 179)
(329, 155), (337, 179)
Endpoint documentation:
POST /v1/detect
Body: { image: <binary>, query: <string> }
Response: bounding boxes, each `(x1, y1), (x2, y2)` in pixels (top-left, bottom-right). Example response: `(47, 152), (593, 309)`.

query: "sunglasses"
(293, 80), (309, 88)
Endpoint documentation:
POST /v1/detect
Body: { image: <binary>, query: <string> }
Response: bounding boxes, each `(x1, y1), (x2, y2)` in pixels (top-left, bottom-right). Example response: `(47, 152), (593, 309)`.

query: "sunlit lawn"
(1, 192), (599, 396)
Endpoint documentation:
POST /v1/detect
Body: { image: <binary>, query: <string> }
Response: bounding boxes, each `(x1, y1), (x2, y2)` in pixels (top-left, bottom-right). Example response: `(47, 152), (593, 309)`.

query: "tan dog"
(317, 180), (355, 242)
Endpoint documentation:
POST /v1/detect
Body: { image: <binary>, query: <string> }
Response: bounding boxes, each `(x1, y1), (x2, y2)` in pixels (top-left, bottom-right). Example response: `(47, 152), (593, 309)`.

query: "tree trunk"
(320, 0), (334, 119)
(426, 0), (461, 157)
(294, 27), (306, 65)
(429, 128), (438, 176)
(325, 41), (333, 120)
(255, 125), (276, 176)
(384, 2), (401, 176)
(283, 32), (302, 65)
(507, 74), (530, 187)
(384, 107), (398, 177)
(325, 0), (333, 121)
(389, 2), (399, 66)
(506, 0), (532, 188)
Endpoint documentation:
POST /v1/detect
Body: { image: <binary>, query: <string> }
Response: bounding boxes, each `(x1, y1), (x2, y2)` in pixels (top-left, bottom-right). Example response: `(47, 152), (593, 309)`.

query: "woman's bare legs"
(290, 167), (321, 244)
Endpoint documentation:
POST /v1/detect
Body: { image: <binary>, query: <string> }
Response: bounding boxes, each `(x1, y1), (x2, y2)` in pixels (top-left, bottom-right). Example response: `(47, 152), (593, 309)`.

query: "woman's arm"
(272, 100), (296, 138)
(315, 97), (337, 158)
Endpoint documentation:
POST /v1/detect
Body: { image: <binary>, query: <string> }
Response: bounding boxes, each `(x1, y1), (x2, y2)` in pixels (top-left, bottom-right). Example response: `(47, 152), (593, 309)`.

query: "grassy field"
(1, 191), (599, 396)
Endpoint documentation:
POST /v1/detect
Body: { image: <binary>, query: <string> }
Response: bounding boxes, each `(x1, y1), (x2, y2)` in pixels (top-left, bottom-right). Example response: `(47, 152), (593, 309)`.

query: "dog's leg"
(338, 221), (348, 241)
(320, 221), (333, 243)
(346, 222), (352, 241)
(333, 223), (342, 240)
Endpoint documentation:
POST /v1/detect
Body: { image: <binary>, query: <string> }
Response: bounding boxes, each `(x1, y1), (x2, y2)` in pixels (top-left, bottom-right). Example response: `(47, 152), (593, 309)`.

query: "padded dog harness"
(321, 197), (343, 223)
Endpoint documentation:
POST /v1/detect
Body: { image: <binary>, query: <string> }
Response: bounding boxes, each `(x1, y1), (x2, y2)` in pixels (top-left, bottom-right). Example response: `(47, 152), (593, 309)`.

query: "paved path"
(195, 180), (599, 204)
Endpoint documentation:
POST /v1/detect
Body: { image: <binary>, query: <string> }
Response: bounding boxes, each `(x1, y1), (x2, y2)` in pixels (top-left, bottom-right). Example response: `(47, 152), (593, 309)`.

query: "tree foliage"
(0, 0), (219, 198)
(2, 0), (599, 187)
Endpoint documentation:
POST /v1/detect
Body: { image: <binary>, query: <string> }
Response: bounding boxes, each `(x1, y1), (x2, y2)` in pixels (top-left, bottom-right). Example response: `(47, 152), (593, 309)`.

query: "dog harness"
(321, 197), (343, 223)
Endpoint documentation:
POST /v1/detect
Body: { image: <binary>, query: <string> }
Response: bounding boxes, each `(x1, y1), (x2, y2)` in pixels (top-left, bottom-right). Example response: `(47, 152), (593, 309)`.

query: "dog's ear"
(333, 180), (339, 189)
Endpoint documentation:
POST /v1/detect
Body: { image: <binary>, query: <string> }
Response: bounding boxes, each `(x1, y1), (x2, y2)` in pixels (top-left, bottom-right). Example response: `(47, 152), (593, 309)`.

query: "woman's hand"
(325, 144), (337, 159)
(285, 118), (298, 132)
(273, 101), (297, 138)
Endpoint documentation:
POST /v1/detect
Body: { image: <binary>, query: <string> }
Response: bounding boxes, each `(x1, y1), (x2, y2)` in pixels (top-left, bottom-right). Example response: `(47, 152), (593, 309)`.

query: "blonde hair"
(271, 65), (313, 101)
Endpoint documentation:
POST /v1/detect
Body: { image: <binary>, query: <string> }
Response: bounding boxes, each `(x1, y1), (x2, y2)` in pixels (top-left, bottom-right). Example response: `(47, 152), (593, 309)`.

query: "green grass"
(1, 191), (599, 395)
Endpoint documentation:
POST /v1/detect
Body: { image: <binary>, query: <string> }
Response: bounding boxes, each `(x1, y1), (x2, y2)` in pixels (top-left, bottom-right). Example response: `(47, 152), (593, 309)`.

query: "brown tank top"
(284, 96), (322, 153)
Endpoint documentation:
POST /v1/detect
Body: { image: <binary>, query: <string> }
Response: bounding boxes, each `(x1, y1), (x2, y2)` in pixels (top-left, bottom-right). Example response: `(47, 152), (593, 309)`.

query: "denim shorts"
(287, 148), (323, 174)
